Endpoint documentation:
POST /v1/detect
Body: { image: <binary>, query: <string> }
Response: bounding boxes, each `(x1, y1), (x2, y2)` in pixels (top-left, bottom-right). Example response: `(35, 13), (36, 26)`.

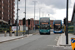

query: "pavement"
(57, 33), (75, 46)
(0, 33), (33, 43)
(0, 30), (39, 43)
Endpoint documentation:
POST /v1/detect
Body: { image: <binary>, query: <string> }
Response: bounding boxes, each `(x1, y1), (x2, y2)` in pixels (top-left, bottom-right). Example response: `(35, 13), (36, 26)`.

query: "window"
(0, 5), (1, 8)
(0, 11), (1, 14)
(2, 12), (3, 14)
(0, 16), (1, 19)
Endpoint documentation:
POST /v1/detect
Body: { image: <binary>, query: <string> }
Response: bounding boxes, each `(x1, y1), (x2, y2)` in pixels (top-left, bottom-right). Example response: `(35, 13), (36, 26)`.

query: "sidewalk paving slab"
(0, 34), (33, 43)
(57, 33), (75, 46)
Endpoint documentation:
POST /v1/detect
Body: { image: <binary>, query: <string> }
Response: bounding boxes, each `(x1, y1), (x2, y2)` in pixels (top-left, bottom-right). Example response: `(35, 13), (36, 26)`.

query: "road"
(0, 32), (71, 50)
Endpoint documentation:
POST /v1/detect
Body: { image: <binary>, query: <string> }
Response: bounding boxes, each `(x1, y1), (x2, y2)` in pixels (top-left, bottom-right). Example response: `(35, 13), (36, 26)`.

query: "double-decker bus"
(53, 20), (63, 33)
(39, 17), (50, 35)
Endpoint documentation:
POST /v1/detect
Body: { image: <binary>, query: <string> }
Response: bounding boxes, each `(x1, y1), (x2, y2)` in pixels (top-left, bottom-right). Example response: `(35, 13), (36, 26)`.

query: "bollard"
(10, 31), (12, 36)
(4, 31), (7, 37)
(14, 31), (16, 36)
(18, 31), (19, 36)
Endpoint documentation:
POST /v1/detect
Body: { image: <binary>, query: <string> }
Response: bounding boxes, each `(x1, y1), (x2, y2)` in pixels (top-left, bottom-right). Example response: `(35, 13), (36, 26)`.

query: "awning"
(0, 19), (8, 24)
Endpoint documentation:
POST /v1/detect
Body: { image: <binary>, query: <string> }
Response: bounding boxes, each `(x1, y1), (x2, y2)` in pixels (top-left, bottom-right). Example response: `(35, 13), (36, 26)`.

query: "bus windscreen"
(40, 18), (49, 22)
(54, 20), (61, 24)
(54, 20), (62, 30)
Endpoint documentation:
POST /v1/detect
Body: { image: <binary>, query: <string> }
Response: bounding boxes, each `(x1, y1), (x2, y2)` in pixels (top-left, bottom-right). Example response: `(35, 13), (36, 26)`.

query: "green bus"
(39, 17), (50, 35)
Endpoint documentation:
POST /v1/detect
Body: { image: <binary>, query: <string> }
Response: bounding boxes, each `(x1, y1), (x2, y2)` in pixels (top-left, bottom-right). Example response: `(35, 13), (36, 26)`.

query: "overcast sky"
(14, 0), (75, 21)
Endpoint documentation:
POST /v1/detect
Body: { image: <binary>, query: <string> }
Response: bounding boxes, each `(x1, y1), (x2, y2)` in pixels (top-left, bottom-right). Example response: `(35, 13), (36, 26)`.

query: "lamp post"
(16, 0), (20, 36)
(23, 0), (26, 35)
(25, 0), (26, 34)
(66, 0), (69, 44)
(33, 1), (37, 30)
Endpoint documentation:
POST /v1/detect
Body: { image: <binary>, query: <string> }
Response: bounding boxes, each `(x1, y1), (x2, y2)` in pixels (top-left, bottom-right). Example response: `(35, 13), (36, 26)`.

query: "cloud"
(14, 0), (74, 21)
(37, 0), (72, 9)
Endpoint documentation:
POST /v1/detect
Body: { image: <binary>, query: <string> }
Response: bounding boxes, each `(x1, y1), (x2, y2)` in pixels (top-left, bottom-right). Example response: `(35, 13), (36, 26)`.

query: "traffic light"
(8, 20), (10, 25)
(18, 0), (20, 1)
(64, 18), (66, 25)
(23, 18), (26, 25)
(28, 19), (30, 25)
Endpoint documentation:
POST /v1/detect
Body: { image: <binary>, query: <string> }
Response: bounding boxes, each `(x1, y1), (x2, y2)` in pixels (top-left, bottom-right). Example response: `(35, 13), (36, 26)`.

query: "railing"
(0, 28), (9, 32)
(68, 25), (74, 33)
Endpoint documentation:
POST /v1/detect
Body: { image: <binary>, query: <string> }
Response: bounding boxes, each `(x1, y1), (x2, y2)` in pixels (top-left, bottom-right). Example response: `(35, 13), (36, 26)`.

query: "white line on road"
(54, 37), (59, 41)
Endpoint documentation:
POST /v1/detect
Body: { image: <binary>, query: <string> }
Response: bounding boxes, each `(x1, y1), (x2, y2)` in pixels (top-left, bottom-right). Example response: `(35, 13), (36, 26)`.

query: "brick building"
(19, 18), (54, 30)
(0, 0), (15, 25)
(19, 18), (35, 30)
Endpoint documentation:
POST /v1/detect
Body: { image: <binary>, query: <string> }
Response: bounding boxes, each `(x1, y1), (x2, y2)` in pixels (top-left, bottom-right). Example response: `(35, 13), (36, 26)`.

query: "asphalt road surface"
(0, 32), (72, 50)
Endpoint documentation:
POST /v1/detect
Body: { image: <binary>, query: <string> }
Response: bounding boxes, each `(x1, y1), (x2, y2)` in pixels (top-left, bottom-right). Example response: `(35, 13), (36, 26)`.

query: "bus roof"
(54, 20), (62, 21)
(40, 17), (50, 19)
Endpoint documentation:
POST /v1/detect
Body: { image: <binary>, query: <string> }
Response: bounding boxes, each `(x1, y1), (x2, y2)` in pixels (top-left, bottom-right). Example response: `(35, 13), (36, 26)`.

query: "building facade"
(19, 18), (54, 30)
(0, 0), (15, 25)
(19, 18), (34, 30)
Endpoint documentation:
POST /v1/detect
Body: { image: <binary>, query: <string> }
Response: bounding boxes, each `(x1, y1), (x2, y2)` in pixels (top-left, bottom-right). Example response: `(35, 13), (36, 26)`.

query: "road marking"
(47, 45), (55, 47)
(47, 45), (64, 47)
(54, 37), (59, 41)
(54, 39), (57, 41)
(27, 34), (33, 37)
(64, 46), (72, 49)
(53, 46), (64, 47)
(47, 45), (72, 50)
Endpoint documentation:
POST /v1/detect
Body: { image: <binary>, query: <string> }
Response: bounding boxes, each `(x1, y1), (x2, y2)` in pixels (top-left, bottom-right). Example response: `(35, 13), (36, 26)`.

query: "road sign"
(71, 38), (75, 50)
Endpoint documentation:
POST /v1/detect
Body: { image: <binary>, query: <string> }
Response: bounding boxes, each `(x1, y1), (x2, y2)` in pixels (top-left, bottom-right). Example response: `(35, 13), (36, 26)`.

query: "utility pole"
(16, 0), (20, 36)
(24, 0), (26, 34)
(66, 0), (68, 44)
(33, 1), (37, 30)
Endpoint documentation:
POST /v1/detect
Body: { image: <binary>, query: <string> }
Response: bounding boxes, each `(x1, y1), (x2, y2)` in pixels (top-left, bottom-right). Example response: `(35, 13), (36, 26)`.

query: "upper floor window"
(0, 11), (1, 14)
(0, 16), (1, 19)
(0, 5), (1, 8)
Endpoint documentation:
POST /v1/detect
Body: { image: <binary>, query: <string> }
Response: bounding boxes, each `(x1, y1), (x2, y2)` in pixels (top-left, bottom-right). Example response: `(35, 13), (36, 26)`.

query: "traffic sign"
(71, 38), (75, 50)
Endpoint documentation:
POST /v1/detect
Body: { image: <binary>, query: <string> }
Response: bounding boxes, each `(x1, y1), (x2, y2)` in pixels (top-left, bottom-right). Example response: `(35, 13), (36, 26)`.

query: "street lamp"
(16, 0), (20, 36)
(33, 1), (37, 30)
(24, 0), (26, 34)
(22, 0), (27, 35)
(66, 0), (69, 44)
